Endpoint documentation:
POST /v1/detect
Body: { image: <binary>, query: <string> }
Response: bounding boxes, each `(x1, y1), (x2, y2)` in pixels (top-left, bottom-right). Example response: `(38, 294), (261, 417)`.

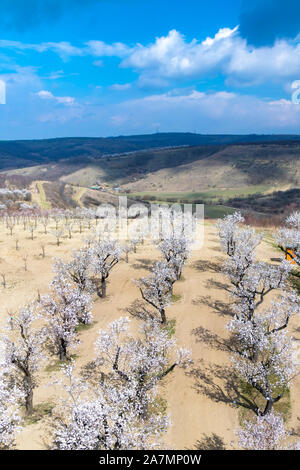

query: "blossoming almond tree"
(0, 372), (22, 449)
(228, 292), (300, 360)
(217, 212), (262, 259)
(218, 213), (298, 416)
(219, 211), (291, 322)
(231, 318), (297, 415)
(224, 258), (291, 321)
(136, 261), (176, 324)
(2, 303), (44, 414)
(158, 236), (190, 280)
(42, 274), (92, 360)
(94, 317), (191, 416)
(53, 247), (94, 296)
(237, 411), (300, 450)
(51, 361), (169, 450)
(91, 239), (123, 298)
(217, 212), (246, 256)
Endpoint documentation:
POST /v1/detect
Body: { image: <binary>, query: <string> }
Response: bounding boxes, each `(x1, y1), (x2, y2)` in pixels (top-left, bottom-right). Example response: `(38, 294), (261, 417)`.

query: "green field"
(203, 205), (236, 218)
(127, 185), (271, 204)
(124, 195), (235, 219)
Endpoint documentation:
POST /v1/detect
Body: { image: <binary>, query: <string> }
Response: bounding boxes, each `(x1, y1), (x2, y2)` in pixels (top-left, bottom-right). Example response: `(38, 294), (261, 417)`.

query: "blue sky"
(1, 0), (300, 139)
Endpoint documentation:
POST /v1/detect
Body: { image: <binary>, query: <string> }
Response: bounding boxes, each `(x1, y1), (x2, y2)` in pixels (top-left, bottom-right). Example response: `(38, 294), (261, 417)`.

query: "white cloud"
(0, 39), (83, 59)
(36, 89), (76, 105)
(93, 60), (103, 67)
(102, 90), (300, 134)
(122, 28), (239, 79)
(45, 70), (65, 80)
(3, 27), (300, 87)
(202, 26), (239, 46)
(122, 27), (300, 86)
(109, 83), (132, 91)
(86, 40), (131, 58)
(3, 84), (300, 139)
(37, 90), (53, 99)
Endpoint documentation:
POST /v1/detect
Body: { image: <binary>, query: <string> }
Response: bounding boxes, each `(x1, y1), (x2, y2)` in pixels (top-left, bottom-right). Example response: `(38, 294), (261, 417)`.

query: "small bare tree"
(65, 221), (74, 239)
(41, 216), (49, 234)
(50, 227), (65, 247)
(22, 254), (28, 272)
(7, 219), (15, 236)
(1, 272), (6, 288)
(28, 221), (36, 240)
(40, 243), (46, 258)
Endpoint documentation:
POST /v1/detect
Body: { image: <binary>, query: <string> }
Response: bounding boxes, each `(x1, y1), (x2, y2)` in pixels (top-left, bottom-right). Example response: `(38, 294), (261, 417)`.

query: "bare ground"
(0, 220), (299, 450)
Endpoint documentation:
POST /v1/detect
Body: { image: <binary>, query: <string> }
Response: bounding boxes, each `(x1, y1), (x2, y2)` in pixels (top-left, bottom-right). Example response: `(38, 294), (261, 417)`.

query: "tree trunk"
(24, 376), (34, 415)
(261, 398), (274, 416)
(25, 388), (33, 414)
(160, 308), (166, 324)
(59, 339), (67, 361)
(101, 277), (107, 298)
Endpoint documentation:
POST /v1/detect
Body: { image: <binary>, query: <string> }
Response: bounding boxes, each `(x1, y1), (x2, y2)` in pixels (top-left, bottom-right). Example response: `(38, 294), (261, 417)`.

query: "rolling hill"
(2, 134), (300, 215)
(2, 132), (300, 171)
(4, 139), (300, 190)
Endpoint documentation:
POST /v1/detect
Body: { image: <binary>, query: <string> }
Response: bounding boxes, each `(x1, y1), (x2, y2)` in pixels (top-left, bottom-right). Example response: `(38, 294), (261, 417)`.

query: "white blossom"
(136, 261), (176, 324)
(95, 317), (192, 408)
(237, 411), (300, 450)
(91, 239), (123, 297)
(159, 236), (190, 280)
(2, 303), (44, 414)
(0, 371), (22, 449)
(42, 274), (92, 360)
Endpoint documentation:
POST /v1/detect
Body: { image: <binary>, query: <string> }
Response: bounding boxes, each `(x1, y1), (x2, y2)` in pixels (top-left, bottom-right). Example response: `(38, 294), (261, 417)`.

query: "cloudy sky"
(1, 0), (300, 139)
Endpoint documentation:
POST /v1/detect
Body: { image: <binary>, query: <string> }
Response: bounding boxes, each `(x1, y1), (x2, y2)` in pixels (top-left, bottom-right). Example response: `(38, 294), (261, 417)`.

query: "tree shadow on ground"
(210, 244), (222, 253)
(192, 295), (233, 317)
(205, 278), (232, 292)
(187, 361), (259, 415)
(126, 299), (159, 322)
(194, 433), (226, 450)
(192, 326), (237, 353)
(192, 258), (223, 273)
(80, 360), (106, 387)
(131, 258), (153, 271)
(208, 235), (220, 242)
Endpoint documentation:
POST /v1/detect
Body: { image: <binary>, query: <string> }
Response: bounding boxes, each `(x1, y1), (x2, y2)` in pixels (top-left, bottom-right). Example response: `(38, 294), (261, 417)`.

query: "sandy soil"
(0, 219), (299, 450)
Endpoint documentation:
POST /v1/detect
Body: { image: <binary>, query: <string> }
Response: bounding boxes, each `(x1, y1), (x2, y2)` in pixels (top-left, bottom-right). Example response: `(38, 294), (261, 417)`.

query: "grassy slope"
(2, 133), (300, 171)
(2, 140), (300, 192)
(4, 140), (300, 218)
(127, 185), (271, 203)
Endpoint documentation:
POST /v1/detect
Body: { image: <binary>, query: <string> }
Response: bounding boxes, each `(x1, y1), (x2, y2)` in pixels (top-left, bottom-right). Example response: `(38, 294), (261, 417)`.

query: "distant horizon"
(3, 131), (300, 143)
